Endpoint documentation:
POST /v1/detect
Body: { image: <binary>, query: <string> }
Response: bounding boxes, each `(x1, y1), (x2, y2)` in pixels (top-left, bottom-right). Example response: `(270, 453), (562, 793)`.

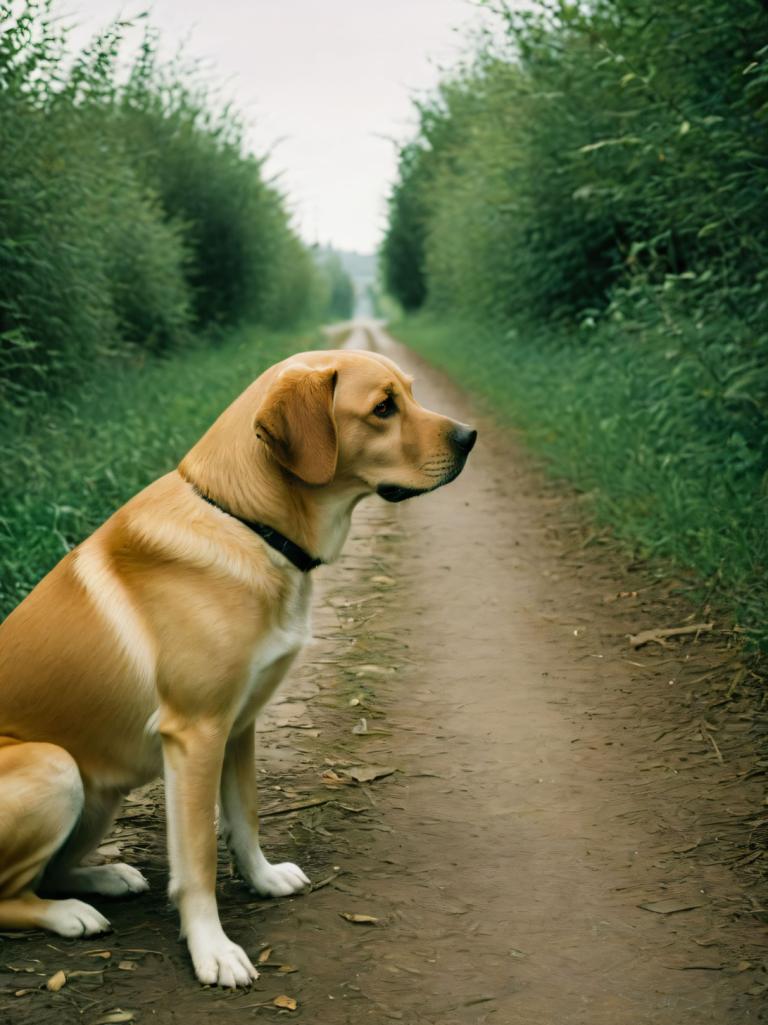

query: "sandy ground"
(1, 324), (765, 1024)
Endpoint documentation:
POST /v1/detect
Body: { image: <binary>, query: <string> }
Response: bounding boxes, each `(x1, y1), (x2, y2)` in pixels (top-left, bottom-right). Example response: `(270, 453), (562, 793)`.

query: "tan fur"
(0, 348), (475, 986)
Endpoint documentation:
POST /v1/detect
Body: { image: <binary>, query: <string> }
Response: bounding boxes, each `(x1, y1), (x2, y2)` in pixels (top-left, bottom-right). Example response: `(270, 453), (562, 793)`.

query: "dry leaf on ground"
(257, 946), (272, 964)
(340, 912), (379, 924)
(273, 994), (297, 1010)
(46, 970), (66, 991)
(345, 765), (396, 784)
(90, 1011), (136, 1025)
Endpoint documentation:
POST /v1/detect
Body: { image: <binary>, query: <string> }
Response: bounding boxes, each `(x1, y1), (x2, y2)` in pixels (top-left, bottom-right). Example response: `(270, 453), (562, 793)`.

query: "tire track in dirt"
(2, 323), (764, 1024)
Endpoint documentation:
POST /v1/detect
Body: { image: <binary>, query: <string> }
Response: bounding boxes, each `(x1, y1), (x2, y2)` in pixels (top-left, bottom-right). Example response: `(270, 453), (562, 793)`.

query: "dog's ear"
(254, 365), (338, 485)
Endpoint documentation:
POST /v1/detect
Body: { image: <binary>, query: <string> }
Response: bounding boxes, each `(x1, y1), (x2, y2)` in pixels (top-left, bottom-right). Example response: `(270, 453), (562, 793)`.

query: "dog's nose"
(450, 424), (478, 455)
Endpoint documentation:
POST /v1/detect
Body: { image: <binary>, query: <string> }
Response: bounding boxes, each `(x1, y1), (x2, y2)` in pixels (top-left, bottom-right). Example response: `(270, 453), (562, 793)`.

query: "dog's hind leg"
(41, 787), (149, 898)
(220, 724), (310, 897)
(0, 739), (110, 936)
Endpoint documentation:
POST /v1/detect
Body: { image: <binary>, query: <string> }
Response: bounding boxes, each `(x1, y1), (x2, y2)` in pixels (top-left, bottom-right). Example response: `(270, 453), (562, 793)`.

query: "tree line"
(382, 0), (768, 644)
(382, 0), (767, 441)
(0, 1), (353, 407)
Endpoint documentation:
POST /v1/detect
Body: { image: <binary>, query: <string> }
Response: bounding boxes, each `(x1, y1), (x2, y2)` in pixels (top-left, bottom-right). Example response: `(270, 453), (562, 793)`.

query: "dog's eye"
(372, 396), (396, 419)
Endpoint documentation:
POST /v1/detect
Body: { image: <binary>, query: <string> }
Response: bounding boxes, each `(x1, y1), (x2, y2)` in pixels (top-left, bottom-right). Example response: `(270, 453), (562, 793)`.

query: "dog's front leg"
(221, 724), (310, 897)
(161, 717), (258, 988)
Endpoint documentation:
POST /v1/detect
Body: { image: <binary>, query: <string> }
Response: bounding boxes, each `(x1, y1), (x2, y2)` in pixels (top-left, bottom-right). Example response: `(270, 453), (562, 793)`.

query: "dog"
(0, 347), (476, 986)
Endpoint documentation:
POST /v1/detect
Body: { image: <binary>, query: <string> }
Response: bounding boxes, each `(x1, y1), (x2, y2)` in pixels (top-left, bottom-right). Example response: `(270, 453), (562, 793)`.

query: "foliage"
(312, 249), (356, 321)
(380, 143), (430, 310)
(382, 0), (768, 645)
(117, 35), (318, 330)
(0, 4), (190, 401)
(383, 0), (768, 328)
(0, 2), (337, 407)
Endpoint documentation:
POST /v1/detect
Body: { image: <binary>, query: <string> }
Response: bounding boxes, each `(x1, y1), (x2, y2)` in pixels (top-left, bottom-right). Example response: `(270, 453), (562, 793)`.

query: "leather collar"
(187, 482), (322, 573)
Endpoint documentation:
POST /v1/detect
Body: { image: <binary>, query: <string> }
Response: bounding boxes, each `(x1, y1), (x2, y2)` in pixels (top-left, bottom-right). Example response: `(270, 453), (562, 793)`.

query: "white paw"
(85, 863), (150, 896)
(249, 861), (310, 898)
(54, 863), (150, 897)
(41, 899), (112, 938)
(189, 932), (259, 988)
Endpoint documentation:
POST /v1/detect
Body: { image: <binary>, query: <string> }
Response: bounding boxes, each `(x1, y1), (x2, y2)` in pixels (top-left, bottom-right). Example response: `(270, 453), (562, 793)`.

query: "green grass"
(0, 325), (317, 617)
(397, 313), (768, 649)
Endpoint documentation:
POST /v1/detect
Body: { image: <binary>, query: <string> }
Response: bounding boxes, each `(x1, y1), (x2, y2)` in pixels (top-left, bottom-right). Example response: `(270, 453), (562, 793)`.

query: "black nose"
(450, 424), (478, 455)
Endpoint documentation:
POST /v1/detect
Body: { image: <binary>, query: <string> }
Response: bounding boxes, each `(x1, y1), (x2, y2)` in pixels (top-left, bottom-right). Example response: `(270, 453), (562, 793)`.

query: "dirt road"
(2, 324), (765, 1024)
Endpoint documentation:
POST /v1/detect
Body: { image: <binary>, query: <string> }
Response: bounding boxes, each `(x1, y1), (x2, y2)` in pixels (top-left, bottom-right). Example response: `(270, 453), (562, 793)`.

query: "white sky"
(58, 0), (494, 254)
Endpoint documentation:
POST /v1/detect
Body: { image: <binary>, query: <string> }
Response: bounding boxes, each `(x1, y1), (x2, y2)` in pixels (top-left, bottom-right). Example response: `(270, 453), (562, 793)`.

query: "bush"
(382, 0), (768, 645)
(383, 0), (768, 328)
(0, 2), (330, 406)
(312, 250), (356, 321)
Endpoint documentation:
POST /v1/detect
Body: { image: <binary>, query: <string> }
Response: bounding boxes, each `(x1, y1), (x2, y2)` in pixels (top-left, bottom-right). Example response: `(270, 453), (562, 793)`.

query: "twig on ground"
(261, 795), (336, 818)
(701, 724), (725, 764)
(628, 622), (714, 649)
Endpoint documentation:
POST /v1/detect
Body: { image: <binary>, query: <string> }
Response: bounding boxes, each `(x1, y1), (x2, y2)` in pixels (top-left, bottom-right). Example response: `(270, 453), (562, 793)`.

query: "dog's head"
(253, 349), (476, 500)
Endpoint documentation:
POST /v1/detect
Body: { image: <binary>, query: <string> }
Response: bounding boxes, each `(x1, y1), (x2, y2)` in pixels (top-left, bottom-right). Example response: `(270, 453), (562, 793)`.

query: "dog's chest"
(234, 580), (312, 726)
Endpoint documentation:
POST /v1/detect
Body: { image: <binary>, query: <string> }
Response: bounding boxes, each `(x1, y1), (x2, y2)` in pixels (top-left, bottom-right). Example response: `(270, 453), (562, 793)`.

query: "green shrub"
(0, 2), (328, 407)
(380, 143), (430, 311)
(312, 250), (356, 321)
(383, 0), (768, 329)
(382, 0), (768, 646)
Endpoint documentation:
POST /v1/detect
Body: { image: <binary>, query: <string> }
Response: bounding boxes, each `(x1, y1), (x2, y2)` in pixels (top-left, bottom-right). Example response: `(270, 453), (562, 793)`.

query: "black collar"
(189, 484), (323, 573)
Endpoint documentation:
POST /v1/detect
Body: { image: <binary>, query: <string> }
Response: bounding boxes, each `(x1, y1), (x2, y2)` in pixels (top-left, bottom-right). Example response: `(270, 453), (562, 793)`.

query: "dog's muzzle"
(377, 425), (477, 503)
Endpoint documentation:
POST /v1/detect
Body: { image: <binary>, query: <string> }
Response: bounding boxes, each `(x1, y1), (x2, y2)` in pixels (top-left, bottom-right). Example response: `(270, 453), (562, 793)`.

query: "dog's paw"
(189, 932), (259, 988)
(41, 898), (112, 937)
(249, 861), (310, 898)
(84, 863), (150, 896)
(53, 863), (150, 897)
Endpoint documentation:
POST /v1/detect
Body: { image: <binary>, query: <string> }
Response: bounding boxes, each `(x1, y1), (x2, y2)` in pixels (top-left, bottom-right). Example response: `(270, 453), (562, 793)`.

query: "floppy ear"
(254, 365), (338, 485)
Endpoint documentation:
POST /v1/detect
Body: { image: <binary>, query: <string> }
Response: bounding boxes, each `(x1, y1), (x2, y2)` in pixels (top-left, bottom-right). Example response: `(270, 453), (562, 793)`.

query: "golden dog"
(0, 348), (476, 986)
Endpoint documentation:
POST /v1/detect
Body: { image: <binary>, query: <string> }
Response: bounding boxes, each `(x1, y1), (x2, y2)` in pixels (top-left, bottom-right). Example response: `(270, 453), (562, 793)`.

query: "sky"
(59, 0), (494, 254)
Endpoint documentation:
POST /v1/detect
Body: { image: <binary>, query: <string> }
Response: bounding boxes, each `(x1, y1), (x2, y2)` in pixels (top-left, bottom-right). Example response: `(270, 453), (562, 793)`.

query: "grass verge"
(395, 313), (768, 650)
(0, 325), (318, 618)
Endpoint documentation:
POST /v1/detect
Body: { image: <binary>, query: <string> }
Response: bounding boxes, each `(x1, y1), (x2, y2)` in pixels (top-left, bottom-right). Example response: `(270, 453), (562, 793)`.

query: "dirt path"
(2, 324), (765, 1024)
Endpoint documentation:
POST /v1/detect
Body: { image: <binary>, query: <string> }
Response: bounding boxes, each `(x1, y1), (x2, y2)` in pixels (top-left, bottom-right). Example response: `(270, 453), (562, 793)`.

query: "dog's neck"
(307, 485), (368, 563)
(178, 399), (367, 566)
